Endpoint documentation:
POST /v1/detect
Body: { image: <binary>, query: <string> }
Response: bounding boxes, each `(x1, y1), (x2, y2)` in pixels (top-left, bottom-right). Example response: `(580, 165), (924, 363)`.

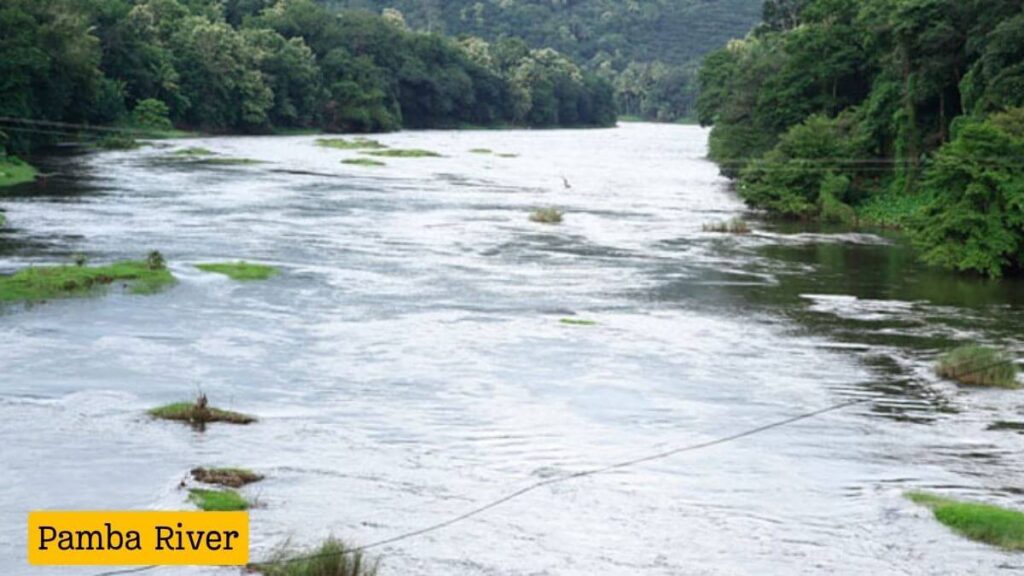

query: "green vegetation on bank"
(1, 0), (615, 158)
(196, 262), (279, 281)
(192, 467), (264, 488)
(251, 538), (378, 576)
(698, 1), (1024, 278)
(936, 346), (1019, 389)
(325, 0), (763, 122)
(189, 488), (250, 512)
(529, 208), (563, 225)
(908, 492), (1024, 550)
(0, 257), (174, 303)
(364, 149), (441, 158)
(149, 402), (257, 426)
(0, 157), (37, 188)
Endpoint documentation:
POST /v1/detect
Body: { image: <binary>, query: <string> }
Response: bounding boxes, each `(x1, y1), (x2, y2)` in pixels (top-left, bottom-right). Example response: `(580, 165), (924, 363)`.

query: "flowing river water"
(1, 124), (1022, 575)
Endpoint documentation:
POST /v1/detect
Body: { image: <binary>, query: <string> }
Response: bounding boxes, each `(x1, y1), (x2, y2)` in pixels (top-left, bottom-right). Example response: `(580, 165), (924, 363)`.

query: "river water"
(0, 124), (1022, 575)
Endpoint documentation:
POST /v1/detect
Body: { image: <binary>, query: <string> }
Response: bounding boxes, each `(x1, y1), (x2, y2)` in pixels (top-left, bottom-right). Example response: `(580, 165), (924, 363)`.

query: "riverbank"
(0, 157), (37, 189)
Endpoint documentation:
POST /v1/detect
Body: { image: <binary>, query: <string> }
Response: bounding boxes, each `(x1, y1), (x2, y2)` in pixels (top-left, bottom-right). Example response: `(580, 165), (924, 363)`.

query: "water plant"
(529, 207), (563, 224)
(364, 149), (441, 158)
(907, 492), (1024, 550)
(470, 148), (493, 154)
(935, 345), (1018, 388)
(497, 153), (519, 158)
(316, 137), (386, 150)
(174, 147), (216, 157)
(189, 488), (250, 512)
(342, 158), (386, 167)
(198, 157), (263, 166)
(0, 258), (175, 303)
(250, 538), (379, 576)
(191, 468), (264, 488)
(149, 395), (256, 426)
(196, 261), (279, 281)
(702, 217), (752, 234)
(560, 318), (597, 326)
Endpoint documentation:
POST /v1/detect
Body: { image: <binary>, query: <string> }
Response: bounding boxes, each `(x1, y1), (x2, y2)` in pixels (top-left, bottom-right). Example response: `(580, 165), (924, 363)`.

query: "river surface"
(1, 124), (1022, 575)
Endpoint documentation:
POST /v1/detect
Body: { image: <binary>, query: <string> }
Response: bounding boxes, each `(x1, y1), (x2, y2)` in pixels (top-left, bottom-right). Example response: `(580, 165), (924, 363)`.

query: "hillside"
(321, 0), (764, 121)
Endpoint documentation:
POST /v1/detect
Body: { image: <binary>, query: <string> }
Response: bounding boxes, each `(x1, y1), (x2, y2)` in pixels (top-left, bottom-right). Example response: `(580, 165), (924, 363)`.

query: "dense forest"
(322, 0), (763, 122)
(699, 0), (1024, 278)
(0, 0), (616, 155)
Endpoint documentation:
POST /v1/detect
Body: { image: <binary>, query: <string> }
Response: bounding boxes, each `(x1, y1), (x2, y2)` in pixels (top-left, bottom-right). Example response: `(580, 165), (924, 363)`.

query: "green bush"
(910, 117), (1024, 277)
(131, 99), (173, 131)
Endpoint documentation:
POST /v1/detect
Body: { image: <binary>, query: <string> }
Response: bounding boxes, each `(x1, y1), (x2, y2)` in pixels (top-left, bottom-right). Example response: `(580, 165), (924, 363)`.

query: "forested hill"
(322, 0), (764, 121)
(698, 0), (1024, 278)
(0, 0), (616, 156)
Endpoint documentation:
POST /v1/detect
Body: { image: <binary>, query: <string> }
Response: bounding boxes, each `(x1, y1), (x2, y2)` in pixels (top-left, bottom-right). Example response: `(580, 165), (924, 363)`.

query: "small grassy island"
(196, 261), (279, 281)
(149, 397), (256, 426)
(560, 318), (597, 326)
(250, 538), (379, 576)
(0, 157), (38, 188)
(936, 345), (1019, 388)
(908, 492), (1024, 550)
(363, 149), (441, 158)
(192, 467), (264, 488)
(189, 488), (250, 511)
(0, 253), (174, 303)
(317, 137), (386, 150)
(529, 208), (564, 225)
(342, 158), (386, 167)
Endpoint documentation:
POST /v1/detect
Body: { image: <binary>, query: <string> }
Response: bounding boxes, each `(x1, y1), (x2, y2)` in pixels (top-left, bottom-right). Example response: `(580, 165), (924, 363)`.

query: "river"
(1, 124), (1022, 575)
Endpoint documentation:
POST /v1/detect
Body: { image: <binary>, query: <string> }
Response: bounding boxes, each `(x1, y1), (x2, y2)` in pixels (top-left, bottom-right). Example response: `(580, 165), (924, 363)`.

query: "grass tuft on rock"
(907, 492), (1024, 550)
(703, 217), (751, 234)
(250, 538), (378, 576)
(192, 467), (263, 488)
(149, 396), (256, 426)
(0, 257), (175, 303)
(196, 261), (278, 281)
(364, 149), (441, 158)
(317, 137), (386, 150)
(529, 207), (563, 225)
(342, 158), (386, 167)
(189, 488), (250, 511)
(936, 345), (1018, 388)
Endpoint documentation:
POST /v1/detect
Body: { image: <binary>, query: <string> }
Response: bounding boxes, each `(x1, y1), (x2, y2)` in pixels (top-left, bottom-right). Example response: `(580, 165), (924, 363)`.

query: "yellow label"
(27, 511), (248, 566)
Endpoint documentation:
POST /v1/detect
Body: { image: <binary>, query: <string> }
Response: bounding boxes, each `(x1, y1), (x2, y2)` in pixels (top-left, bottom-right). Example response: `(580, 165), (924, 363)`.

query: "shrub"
(910, 118), (1024, 278)
(132, 99), (173, 131)
(935, 345), (1018, 388)
(251, 538), (378, 576)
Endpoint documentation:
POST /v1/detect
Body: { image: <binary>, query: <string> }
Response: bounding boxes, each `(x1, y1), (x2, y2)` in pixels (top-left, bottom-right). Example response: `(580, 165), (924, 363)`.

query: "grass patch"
(560, 318), (597, 326)
(0, 256), (175, 303)
(497, 153), (519, 158)
(149, 396), (256, 426)
(470, 148), (493, 154)
(196, 261), (279, 281)
(342, 158), (386, 167)
(907, 492), (1024, 550)
(856, 189), (930, 229)
(529, 207), (563, 225)
(0, 157), (38, 188)
(189, 489), (250, 512)
(363, 149), (441, 158)
(174, 147), (216, 157)
(936, 345), (1018, 388)
(250, 538), (378, 576)
(703, 217), (752, 234)
(316, 137), (386, 150)
(192, 467), (263, 488)
(197, 157), (263, 166)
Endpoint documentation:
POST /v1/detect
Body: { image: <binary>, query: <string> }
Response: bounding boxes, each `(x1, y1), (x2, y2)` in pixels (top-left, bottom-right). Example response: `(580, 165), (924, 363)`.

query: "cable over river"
(1, 124), (1022, 575)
